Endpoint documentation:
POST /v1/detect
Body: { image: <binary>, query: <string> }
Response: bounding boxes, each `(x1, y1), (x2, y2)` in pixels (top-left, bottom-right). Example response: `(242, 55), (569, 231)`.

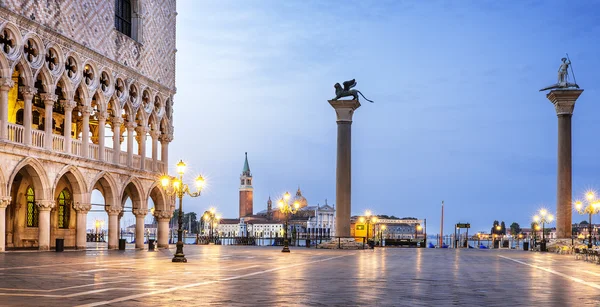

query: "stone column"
(61, 100), (76, 154)
(106, 207), (121, 249)
(21, 87), (36, 146)
(133, 209), (148, 249)
(81, 106), (91, 158)
(73, 202), (91, 250)
(329, 99), (361, 237)
(126, 122), (136, 167)
(97, 112), (107, 161)
(160, 134), (172, 173)
(136, 126), (148, 170)
(0, 78), (13, 140)
(546, 89), (584, 239)
(155, 210), (172, 248)
(112, 117), (123, 164)
(150, 130), (160, 172)
(37, 200), (55, 251)
(0, 197), (11, 252)
(41, 94), (57, 150)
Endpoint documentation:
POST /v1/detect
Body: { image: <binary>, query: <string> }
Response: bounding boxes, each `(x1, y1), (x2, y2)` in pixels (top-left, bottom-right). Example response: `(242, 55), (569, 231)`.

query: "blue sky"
(156, 0), (600, 235)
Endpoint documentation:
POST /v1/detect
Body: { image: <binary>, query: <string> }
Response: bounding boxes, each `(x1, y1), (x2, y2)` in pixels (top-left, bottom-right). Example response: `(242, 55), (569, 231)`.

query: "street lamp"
(203, 208), (221, 243)
(574, 191), (600, 248)
(160, 160), (205, 263)
(533, 208), (554, 252)
(416, 224), (422, 240)
(359, 210), (378, 246)
(380, 225), (387, 246)
(278, 191), (300, 253)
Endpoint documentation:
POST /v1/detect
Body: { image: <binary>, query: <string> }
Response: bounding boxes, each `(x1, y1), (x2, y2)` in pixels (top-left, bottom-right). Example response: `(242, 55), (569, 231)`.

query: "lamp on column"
(574, 190), (600, 249)
(159, 160), (205, 262)
(278, 191), (300, 253)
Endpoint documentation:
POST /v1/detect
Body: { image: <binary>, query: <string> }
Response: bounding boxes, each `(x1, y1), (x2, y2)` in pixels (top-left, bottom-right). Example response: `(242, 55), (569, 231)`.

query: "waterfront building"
(352, 216), (425, 239)
(207, 153), (336, 238)
(0, 0), (176, 251)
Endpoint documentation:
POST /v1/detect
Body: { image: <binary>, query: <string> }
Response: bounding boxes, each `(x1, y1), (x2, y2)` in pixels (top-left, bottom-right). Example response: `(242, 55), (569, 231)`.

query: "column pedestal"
(329, 99), (360, 237)
(0, 197), (10, 252)
(107, 207), (121, 249)
(133, 209), (148, 249)
(37, 200), (55, 251)
(74, 203), (91, 250)
(546, 89), (584, 239)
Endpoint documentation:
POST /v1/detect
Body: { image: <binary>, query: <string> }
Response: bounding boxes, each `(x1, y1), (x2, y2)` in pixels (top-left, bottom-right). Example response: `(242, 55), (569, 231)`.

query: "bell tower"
(239, 152), (253, 218)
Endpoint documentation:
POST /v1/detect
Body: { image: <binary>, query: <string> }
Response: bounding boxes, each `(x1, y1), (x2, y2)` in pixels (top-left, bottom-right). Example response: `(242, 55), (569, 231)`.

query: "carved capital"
(40, 93), (58, 105)
(111, 116), (124, 126)
(135, 126), (149, 135)
(126, 121), (137, 131)
(20, 86), (37, 100)
(150, 130), (161, 139)
(546, 89), (584, 116)
(328, 99), (361, 122)
(159, 133), (173, 143)
(97, 111), (108, 121)
(60, 100), (77, 111)
(36, 200), (55, 211)
(106, 206), (122, 216)
(154, 210), (173, 221)
(80, 106), (92, 116)
(0, 77), (14, 91)
(73, 202), (92, 213)
(132, 208), (148, 217)
(0, 196), (11, 208)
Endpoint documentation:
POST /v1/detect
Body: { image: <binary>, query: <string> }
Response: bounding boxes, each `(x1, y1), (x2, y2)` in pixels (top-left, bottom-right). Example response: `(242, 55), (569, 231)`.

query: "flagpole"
(440, 200), (444, 247)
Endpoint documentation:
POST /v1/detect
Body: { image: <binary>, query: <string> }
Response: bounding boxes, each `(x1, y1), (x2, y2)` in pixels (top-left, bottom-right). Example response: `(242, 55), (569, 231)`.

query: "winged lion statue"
(332, 79), (373, 103)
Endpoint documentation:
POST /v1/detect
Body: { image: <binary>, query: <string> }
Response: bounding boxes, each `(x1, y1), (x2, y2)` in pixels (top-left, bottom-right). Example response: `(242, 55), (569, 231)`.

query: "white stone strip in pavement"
(76, 254), (354, 307)
(0, 282), (165, 297)
(0, 280), (127, 293)
(498, 255), (600, 290)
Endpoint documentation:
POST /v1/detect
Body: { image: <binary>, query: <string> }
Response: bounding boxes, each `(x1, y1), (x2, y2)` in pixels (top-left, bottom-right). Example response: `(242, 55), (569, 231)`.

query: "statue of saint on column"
(540, 55), (580, 91)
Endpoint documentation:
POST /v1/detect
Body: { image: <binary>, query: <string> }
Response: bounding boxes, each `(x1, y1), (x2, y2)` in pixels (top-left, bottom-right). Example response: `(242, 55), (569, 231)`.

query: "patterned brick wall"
(0, 0), (176, 90)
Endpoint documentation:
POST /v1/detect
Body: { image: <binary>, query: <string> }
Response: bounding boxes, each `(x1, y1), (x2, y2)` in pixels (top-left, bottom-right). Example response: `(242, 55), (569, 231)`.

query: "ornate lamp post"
(202, 208), (221, 243)
(533, 208), (554, 252)
(160, 160), (205, 263)
(278, 191), (300, 253)
(574, 191), (600, 248)
(359, 210), (378, 246)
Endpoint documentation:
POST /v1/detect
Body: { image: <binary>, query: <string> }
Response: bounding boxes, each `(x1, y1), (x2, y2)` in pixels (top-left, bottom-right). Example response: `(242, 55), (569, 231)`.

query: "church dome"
(293, 187), (309, 208)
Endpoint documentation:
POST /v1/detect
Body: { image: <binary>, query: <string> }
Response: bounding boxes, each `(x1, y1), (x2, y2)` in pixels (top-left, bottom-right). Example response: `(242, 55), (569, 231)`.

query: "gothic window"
(58, 189), (71, 229)
(115, 0), (132, 37)
(26, 186), (38, 227)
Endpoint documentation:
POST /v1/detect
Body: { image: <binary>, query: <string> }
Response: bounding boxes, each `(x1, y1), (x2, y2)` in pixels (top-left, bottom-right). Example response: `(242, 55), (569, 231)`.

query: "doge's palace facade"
(0, 0), (177, 251)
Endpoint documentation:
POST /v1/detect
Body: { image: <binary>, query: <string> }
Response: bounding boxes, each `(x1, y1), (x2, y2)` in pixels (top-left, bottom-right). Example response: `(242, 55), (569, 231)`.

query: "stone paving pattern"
(0, 246), (599, 306)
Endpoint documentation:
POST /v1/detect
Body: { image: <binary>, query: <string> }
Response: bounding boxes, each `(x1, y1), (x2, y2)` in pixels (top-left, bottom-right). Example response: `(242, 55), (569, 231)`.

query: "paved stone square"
(0, 246), (599, 306)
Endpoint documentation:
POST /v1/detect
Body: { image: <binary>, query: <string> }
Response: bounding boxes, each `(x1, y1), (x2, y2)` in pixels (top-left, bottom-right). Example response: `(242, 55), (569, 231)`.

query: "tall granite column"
(329, 99), (361, 237)
(546, 89), (583, 239)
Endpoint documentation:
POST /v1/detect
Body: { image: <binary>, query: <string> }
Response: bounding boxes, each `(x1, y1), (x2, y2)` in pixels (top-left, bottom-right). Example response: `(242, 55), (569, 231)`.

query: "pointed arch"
(14, 59), (34, 88)
(35, 68), (54, 95)
(57, 74), (74, 100)
(147, 112), (158, 131)
(0, 163), (6, 196)
(88, 171), (119, 208)
(7, 157), (51, 200)
(121, 176), (145, 210)
(0, 52), (10, 79)
(147, 182), (168, 212)
(53, 165), (87, 201)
